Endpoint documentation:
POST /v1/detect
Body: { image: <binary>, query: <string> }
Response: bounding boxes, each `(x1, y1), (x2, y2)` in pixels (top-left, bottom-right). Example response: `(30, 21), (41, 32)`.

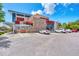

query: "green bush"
(61, 20), (79, 30)
(70, 24), (78, 29)
(0, 32), (5, 35)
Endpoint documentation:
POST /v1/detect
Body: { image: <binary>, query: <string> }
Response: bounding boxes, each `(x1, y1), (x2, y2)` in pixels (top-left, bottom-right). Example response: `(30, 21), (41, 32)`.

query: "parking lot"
(0, 32), (79, 56)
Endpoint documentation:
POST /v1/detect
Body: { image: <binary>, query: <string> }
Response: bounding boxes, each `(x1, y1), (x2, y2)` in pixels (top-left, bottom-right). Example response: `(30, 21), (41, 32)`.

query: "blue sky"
(3, 3), (79, 23)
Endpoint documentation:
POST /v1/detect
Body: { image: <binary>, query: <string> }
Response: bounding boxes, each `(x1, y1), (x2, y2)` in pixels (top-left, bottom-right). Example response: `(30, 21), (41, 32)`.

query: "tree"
(70, 24), (78, 29)
(57, 23), (62, 29)
(62, 23), (67, 29)
(0, 3), (5, 22)
(61, 20), (79, 30)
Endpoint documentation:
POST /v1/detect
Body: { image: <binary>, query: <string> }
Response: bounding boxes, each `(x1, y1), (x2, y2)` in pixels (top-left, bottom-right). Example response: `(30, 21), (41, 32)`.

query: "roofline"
(8, 10), (32, 17)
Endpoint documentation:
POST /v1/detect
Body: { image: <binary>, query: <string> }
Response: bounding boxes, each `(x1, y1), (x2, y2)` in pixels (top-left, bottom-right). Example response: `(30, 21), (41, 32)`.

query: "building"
(8, 10), (59, 33)
(8, 10), (48, 33)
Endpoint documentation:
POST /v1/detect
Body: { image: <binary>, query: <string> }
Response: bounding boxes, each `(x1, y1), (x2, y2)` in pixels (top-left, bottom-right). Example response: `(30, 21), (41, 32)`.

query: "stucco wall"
(30, 15), (47, 32)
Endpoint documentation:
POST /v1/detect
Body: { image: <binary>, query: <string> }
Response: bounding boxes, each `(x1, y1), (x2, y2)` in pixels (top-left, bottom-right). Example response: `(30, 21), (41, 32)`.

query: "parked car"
(55, 29), (72, 33)
(55, 29), (62, 33)
(39, 30), (50, 35)
(61, 29), (66, 33)
(66, 29), (72, 33)
(55, 29), (66, 33)
(72, 29), (78, 32)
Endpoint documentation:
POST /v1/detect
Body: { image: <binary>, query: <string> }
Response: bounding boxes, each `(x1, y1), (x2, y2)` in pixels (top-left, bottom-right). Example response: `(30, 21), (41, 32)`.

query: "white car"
(55, 29), (72, 33)
(39, 30), (50, 34)
(55, 29), (66, 33)
(66, 29), (72, 33)
(55, 30), (62, 33)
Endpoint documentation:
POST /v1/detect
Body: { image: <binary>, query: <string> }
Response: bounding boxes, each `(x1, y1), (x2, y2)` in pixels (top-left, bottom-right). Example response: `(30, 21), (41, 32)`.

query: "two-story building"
(8, 10), (59, 33)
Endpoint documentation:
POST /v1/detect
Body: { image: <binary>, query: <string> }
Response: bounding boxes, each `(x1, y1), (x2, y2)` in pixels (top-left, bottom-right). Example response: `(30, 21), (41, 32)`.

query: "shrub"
(0, 32), (5, 35)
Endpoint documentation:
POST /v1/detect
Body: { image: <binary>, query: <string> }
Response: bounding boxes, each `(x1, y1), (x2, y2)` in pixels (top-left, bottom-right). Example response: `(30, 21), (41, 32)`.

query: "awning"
(15, 21), (20, 24)
(25, 21), (33, 25)
(46, 20), (54, 24)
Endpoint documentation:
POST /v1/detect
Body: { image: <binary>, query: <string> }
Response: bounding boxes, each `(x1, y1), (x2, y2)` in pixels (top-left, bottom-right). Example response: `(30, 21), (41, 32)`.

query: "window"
(17, 14), (24, 17)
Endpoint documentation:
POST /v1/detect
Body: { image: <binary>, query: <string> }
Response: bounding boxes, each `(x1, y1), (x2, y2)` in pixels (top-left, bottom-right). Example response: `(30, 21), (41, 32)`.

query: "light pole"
(12, 22), (15, 33)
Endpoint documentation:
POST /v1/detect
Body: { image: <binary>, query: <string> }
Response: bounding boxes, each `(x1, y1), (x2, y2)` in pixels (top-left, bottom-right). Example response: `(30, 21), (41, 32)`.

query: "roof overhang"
(8, 10), (32, 17)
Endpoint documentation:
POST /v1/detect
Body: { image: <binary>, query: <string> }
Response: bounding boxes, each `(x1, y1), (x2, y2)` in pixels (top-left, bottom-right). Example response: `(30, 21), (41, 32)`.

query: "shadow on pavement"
(0, 37), (11, 48)
(8, 32), (17, 34)
(0, 37), (8, 41)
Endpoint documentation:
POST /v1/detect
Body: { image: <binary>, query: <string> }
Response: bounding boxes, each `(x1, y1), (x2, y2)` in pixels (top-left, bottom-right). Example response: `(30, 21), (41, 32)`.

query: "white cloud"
(31, 10), (43, 15)
(41, 3), (57, 15)
(31, 3), (71, 16)
(41, 3), (71, 15)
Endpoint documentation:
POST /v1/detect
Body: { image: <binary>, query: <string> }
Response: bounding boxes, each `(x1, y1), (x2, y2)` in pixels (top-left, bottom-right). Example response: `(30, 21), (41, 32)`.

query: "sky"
(3, 3), (79, 23)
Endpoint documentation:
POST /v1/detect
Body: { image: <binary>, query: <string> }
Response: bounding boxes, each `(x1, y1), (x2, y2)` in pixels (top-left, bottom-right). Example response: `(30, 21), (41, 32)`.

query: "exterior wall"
(14, 15), (33, 32)
(13, 15), (59, 33)
(54, 21), (59, 30)
(30, 15), (47, 32)
(14, 14), (47, 33)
